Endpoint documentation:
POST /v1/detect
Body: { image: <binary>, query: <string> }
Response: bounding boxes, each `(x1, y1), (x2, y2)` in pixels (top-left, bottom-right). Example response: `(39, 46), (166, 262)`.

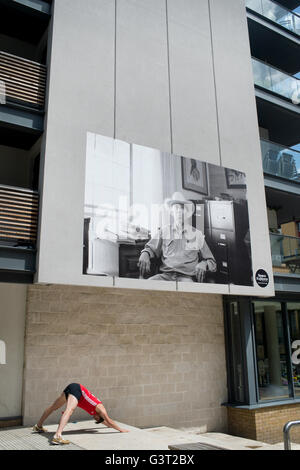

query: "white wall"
(0, 284), (27, 418)
(36, 0), (274, 297)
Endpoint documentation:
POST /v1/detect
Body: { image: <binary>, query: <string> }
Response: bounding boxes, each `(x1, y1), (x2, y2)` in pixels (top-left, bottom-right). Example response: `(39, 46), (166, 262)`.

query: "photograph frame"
(225, 168), (247, 189)
(83, 133), (254, 288)
(181, 157), (209, 195)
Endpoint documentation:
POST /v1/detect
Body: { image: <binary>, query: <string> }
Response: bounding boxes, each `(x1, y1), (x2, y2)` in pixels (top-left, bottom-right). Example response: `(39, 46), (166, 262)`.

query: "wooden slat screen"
(0, 51), (46, 108)
(0, 186), (39, 244)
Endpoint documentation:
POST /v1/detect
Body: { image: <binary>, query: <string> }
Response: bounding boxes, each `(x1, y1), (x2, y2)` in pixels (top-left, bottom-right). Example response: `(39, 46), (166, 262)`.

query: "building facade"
(225, 0), (300, 444)
(0, 0), (299, 444)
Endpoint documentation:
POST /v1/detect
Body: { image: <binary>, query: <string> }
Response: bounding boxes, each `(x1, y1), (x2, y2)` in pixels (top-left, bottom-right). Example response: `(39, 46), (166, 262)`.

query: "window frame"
(224, 294), (300, 407)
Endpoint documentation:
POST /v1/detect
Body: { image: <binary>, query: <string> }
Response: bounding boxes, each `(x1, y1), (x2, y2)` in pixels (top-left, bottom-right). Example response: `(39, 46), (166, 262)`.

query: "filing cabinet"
(204, 200), (252, 286)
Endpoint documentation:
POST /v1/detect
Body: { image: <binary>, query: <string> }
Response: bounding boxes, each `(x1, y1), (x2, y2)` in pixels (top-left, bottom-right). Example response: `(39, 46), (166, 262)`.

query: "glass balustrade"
(270, 233), (300, 274)
(261, 139), (300, 182)
(246, 0), (300, 36)
(252, 58), (300, 104)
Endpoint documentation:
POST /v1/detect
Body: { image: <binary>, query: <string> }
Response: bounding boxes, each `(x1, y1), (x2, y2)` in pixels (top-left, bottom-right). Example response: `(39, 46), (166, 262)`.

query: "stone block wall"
(23, 284), (228, 431)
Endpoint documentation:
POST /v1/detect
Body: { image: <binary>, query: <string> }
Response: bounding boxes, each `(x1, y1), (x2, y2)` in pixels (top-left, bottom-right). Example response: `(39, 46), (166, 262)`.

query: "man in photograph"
(138, 192), (217, 283)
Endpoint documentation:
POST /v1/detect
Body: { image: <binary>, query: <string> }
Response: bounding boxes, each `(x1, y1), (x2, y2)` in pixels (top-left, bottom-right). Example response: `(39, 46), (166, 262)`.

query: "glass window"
(253, 301), (290, 401)
(288, 303), (300, 397)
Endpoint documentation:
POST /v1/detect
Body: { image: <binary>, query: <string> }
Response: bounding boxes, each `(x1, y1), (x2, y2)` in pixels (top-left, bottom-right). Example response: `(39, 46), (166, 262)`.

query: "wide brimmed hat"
(165, 192), (192, 208)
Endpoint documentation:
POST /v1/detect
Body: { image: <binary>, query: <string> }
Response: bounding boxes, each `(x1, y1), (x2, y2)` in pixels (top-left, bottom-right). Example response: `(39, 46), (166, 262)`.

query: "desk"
(119, 240), (159, 279)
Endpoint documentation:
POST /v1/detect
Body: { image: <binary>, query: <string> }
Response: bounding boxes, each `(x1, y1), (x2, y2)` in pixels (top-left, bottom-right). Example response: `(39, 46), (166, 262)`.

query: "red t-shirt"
(77, 384), (102, 416)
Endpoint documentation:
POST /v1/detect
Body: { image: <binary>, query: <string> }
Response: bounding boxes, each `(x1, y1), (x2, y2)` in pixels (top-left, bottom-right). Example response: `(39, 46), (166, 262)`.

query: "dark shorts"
(63, 383), (82, 401)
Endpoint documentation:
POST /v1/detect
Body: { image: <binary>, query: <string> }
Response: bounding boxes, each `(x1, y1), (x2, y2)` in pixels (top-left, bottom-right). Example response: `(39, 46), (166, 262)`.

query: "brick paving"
(0, 426), (82, 450)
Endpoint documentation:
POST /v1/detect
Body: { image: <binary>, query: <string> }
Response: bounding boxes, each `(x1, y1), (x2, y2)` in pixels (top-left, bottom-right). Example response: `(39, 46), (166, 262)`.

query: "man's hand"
(195, 261), (207, 283)
(138, 252), (151, 278)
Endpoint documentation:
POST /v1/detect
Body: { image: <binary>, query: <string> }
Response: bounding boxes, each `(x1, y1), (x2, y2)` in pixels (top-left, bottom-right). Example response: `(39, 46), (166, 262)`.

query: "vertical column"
(37, 0), (116, 285)
(240, 298), (258, 405)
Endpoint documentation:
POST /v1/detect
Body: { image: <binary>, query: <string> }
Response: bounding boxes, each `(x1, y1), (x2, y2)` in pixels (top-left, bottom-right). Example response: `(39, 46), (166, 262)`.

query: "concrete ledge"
(0, 417), (22, 428)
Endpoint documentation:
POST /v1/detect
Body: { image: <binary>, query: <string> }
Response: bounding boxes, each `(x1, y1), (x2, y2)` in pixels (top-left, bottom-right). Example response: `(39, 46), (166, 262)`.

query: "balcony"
(0, 50), (46, 110)
(0, 50), (46, 150)
(271, 232), (300, 275)
(0, 184), (38, 282)
(246, 0), (300, 36)
(252, 57), (300, 104)
(0, 0), (51, 44)
(261, 138), (300, 182)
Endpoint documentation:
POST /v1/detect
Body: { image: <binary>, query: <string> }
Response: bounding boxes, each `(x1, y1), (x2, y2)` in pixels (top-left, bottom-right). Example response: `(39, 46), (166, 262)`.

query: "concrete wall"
(23, 284), (227, 430)
(36, 0), (274, 297)
(0, 284), (27, 419)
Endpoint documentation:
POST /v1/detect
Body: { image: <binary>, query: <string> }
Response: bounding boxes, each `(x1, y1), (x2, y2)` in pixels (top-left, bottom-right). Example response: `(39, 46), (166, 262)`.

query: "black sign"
(255, 269), (269, 288)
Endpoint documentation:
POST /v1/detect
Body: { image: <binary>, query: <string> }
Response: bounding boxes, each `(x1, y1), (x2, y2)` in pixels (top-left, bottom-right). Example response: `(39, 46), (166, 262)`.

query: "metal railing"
(283, 420), (300, 450)
(246, 0), (300, 36)
(252, 57), (300, 104)
(0, 51), (47, 109)
(261, 139), (300, 182)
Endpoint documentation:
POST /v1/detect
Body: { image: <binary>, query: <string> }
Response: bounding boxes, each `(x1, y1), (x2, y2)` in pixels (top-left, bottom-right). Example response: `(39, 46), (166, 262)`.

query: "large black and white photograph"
(83, 133), (253, 287)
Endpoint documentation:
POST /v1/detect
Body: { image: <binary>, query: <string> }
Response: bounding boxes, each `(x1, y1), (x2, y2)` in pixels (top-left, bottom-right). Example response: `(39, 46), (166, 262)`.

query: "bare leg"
(54, 394), (78, 438)
(37, 393), (66, 428)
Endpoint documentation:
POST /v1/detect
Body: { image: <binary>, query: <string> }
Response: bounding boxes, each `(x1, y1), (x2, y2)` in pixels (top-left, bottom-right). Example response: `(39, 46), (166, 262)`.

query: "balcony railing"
(252, 57), (300, 103)
(246, 0), (300, 36)
(270, 232), (300, 274)
(261, 139), (300, 182)
(0, 51), (47, 109)
(0, 185), (39, 246)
